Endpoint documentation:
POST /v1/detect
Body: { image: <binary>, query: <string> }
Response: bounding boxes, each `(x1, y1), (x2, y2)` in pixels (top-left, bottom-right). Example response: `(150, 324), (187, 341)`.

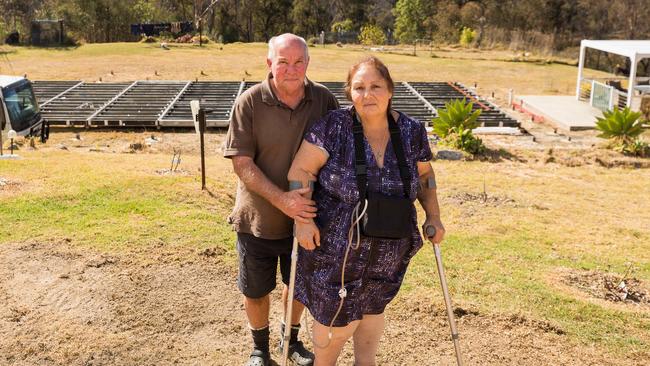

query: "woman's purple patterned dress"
(294, 107), (433, 327)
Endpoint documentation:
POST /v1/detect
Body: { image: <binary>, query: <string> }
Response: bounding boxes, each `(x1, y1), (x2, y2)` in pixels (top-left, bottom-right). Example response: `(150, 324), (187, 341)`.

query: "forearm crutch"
(281, 235), (299, 366)
(425, 225), (464, 366)
(282, 181), (312, 366)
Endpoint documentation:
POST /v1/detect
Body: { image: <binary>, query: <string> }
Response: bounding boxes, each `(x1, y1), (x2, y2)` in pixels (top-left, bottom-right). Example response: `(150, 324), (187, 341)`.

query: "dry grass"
(2, 131), (649, 361)
(1, 42), (611, 97)
(1, 44), (649, 363)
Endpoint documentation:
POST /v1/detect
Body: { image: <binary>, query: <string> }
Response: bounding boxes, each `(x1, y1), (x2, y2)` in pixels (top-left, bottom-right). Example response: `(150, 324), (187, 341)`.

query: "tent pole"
(627, 54), (638, 108)
(576, 43), (587, 100)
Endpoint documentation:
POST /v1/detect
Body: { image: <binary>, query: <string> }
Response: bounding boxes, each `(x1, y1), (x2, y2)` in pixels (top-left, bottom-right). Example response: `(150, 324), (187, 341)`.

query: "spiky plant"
(626, 138), (649, 157)
(595, 107), (645, 147)
(432, 99), (482, 138)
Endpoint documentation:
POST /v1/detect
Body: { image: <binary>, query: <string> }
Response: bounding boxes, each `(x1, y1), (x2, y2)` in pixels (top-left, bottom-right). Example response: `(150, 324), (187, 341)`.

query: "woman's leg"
(312, 319), (360, 366)
(352, 313), (385, 366)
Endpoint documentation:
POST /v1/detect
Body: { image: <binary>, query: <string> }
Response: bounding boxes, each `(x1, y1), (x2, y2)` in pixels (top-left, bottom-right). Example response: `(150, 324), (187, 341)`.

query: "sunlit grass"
(1, 144), (648, 358)
(1, 42), (611, 96)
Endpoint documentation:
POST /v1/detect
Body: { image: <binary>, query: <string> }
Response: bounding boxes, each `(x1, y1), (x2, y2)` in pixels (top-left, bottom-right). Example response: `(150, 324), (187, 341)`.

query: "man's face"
(267, 41), (309, 94)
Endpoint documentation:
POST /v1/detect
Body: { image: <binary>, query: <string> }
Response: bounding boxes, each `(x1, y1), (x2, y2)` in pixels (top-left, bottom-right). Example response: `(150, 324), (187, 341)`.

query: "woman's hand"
(422, 216), (445, 245)
(295, 221), (320, 250)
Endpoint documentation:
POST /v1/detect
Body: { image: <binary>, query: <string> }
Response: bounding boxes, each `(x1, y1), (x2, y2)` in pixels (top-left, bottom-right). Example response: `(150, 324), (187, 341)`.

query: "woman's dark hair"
(344, 56), (395, 101)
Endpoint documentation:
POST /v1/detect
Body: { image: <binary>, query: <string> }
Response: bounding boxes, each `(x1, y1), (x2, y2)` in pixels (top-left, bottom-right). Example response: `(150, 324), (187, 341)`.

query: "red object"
(512, 101), (545, 123)
(446, 82), (491, 111)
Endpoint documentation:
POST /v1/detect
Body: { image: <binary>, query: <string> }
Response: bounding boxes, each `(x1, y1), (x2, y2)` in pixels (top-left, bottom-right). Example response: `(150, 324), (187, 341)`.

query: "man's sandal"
(245, 349), (270, 366)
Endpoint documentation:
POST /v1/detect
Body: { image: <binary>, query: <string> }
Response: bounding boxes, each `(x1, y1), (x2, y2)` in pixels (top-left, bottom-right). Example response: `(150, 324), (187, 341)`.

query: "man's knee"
(245, 294), (270, 306)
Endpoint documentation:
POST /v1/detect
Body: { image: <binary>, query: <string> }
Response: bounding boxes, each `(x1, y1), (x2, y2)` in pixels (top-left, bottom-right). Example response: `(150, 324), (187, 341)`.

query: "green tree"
(291, 0), (331, 38)
(330, 0), (367, 31)
(432, 0), (461, 42)
(132, 0), (159, 23)
(367, 0), (395, 32)
(393, 0), (426, 44)
(253, 0), (292, 41)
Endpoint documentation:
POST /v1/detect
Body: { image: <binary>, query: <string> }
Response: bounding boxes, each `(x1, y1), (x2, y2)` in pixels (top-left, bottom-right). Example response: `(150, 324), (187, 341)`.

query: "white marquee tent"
(576, 40), (650, 107)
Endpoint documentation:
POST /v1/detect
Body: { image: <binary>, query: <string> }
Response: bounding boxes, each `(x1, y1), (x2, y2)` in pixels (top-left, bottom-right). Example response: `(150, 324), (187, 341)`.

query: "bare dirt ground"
(1, 240), (639, 366)
(3, 121), (650, 365)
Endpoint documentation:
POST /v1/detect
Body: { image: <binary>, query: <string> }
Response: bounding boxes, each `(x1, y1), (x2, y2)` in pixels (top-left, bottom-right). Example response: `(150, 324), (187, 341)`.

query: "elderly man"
(223, 33), (338, 366)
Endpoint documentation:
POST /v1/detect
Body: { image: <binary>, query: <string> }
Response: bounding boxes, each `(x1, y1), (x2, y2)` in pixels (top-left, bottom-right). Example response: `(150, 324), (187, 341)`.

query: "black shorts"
(236, 232), (292, 298)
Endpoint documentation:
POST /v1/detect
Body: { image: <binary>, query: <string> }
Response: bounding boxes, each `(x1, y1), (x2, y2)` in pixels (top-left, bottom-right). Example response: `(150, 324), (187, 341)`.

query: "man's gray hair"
(267, 33), (309, 60)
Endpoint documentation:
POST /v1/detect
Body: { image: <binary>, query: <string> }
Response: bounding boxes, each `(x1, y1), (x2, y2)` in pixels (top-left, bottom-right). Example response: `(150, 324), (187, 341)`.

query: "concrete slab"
(515, 95), (603, 131)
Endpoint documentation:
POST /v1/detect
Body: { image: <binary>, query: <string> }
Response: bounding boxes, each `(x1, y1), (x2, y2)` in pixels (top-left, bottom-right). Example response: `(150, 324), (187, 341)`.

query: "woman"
(287, 56), (445, 365)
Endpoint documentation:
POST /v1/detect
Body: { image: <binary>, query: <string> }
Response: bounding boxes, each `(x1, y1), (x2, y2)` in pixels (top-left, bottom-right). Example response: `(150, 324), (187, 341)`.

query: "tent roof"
(581, 40), (650, 59)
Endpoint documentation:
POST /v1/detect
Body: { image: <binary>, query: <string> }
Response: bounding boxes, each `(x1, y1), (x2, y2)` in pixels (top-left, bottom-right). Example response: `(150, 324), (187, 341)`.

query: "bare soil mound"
(0, 176), (27, 198)
(557, 268), (649, 307)
(0, 241), (642, 365)
(447, 192), (517, 207)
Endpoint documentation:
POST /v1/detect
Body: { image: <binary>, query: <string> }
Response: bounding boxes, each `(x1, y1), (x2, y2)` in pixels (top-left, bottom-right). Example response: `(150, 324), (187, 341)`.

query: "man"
(223, 33), (338, 366)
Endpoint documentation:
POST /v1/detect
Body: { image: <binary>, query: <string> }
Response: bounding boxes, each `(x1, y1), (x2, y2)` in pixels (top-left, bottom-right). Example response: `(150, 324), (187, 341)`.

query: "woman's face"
(349, 64), (392, 119)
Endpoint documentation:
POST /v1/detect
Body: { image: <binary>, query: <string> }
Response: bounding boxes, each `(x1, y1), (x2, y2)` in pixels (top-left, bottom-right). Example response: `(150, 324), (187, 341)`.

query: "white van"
(1, 75), (49, 148)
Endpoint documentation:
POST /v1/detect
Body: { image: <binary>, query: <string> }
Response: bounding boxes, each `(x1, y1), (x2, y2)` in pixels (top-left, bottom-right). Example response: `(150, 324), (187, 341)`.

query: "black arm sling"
(352, 108), (413, 239)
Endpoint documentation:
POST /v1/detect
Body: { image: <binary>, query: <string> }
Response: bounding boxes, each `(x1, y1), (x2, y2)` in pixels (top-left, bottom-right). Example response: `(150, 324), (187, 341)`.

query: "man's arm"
(232, 156), (316, 223)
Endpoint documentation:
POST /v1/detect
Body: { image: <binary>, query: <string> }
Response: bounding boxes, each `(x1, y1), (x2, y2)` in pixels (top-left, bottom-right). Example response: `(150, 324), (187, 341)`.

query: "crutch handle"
(424, 225), (436, 239)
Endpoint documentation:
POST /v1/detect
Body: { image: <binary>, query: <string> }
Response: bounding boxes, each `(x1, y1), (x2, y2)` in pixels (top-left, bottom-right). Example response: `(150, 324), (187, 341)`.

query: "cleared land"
(0, 42), (610, 97)
(1, 43), (649, 365)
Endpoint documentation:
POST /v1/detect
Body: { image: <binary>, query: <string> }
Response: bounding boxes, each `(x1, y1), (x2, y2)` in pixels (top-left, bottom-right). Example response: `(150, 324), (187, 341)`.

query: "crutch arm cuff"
(289, 180), (315, 191)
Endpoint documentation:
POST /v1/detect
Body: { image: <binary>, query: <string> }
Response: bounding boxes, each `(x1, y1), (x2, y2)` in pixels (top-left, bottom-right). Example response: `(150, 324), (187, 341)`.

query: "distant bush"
(307, 36), (319, 46)
(331, 19), (354, 33)
(460, 27), (477, 47)
(596, 107), (649, 156)
(140, 35), (157, 43)
(358, 24), (386, 45)
(175, 34), (193, 43)
(191, 35), (210, 44)
(158, 31), (175, 41)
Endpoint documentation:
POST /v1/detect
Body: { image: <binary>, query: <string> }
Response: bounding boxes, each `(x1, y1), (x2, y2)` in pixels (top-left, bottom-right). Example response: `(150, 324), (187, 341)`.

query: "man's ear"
(266, 57), (272, 69)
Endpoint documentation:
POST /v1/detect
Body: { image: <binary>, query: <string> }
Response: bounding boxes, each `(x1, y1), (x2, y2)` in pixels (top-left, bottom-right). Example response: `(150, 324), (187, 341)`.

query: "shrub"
(191, 35), (210, 44)
(175, 34), (193, 43)
(460, 27), (477, 47)
(443, 125), (485, 155)
(159, 31), (175, 41)
(140, 35), (157, 43)
(307, 36), (319, 46)
(595, 107), (646, 153)
(433, 99), (485, 154)
(433, 99), (481, 138)
(331, 19), (354, 33)
(626, 139), (650, 157)
(358, 24), (386, 45)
